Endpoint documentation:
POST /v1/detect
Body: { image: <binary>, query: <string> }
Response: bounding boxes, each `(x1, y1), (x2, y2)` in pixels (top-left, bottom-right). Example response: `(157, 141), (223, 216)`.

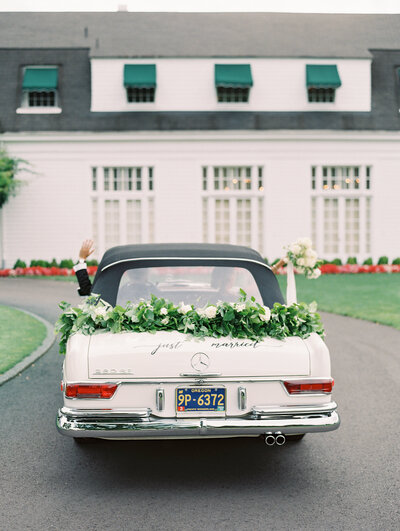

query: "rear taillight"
(65, 383), (118, 399)
(283, 379), (334, 395)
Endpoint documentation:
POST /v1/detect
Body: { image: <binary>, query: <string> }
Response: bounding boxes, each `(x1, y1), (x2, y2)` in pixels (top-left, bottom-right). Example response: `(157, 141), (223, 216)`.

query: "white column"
(359, 195), (366, 259)
(208, 197), (216, 243)
(338, 196), (345, 258)
(229, 197), (237, 244)
(251, 196), (258, 250)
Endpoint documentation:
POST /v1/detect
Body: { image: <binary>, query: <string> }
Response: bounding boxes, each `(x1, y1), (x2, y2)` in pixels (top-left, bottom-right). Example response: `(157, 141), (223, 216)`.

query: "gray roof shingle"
(1, 12), (400, 58)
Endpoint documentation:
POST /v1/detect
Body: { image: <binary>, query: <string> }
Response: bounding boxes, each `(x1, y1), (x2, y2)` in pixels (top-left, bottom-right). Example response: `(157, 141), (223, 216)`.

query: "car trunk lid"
(88, 331), (310, 379)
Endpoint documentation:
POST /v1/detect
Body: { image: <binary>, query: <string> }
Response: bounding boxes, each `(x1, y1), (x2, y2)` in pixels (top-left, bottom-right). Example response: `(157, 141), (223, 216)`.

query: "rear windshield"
(116, 265), (262, 307)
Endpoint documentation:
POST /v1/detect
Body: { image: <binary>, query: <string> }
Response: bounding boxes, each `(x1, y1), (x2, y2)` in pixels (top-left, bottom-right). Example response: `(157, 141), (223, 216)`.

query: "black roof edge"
(98, 243), (267, 271)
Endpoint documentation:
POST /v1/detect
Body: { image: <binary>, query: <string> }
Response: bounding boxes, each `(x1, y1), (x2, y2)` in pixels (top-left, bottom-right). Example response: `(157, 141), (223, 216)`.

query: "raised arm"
(73, 239), (95, 296)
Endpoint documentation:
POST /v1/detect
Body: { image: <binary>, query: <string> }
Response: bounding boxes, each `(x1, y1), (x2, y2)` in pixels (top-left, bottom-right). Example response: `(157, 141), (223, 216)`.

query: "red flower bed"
(0, 266), (98, 277)
(273, 263), (400, 275)
(319, 264), (400, 274)
(0, 263), (399, 277)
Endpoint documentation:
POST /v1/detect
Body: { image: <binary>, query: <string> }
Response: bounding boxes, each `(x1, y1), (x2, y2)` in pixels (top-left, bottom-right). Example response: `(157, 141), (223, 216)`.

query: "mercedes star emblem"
(191, 352), (210, 372)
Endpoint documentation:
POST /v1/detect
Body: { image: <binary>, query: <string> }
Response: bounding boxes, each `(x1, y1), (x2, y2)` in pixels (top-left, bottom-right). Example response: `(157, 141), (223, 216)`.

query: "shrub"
(346, 257), (358, 264)
(13, 259), (27, 268)
(86, 259), (98, 266)
(59, 259), (74, 269)
(331, 258), (342, 266)
(377, 256), (389, 265)
(30, 259), (47, 267)
(363, 257), (373, 265)
(392, 257), (400, 265)
(50, 258), (58, 267)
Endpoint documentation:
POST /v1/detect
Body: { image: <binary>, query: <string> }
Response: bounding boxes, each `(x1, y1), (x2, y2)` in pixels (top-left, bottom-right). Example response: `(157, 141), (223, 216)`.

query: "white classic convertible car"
(56, 243), (340, 445)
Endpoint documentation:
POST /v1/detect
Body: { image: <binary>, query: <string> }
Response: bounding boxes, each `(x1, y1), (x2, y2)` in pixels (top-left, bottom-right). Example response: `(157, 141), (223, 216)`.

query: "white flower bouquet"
(285, 237), (322, 279)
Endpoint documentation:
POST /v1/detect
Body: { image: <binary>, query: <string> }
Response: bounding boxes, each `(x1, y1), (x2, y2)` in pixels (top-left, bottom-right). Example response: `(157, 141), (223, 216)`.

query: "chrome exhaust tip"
(275, 433), (286, 446)
(265, 433), (276, 446)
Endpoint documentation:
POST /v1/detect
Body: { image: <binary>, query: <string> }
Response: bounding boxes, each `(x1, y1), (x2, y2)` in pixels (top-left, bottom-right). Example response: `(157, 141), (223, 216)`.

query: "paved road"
(0, 278), (399, 531)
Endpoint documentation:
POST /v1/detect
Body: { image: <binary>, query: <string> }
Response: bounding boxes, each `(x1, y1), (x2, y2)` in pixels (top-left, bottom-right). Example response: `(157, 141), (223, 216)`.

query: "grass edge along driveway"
(0, 305), (47, 374)
(278, 273), (400, 330)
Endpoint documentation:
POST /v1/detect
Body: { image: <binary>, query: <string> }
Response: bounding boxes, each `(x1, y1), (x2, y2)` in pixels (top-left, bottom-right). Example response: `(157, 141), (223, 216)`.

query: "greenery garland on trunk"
(55, 292), (325, 355)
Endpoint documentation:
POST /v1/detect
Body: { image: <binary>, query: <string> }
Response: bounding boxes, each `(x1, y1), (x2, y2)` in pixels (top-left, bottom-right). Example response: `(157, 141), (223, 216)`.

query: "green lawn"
(0, 306), (47, 374)
(277, 274), (400, 329)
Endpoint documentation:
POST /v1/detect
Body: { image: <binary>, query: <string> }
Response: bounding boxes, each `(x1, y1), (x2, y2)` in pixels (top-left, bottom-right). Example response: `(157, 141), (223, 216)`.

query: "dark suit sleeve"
(75, 268), (93, 296)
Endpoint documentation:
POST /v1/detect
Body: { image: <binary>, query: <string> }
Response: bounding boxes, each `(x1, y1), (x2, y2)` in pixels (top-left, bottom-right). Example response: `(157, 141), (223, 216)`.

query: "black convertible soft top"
(92, 243), (284, 307)
(97, 243), (268, 271)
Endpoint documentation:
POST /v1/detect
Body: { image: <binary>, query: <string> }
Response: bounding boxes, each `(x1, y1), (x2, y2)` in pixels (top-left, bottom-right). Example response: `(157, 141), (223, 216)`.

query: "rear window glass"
(116, 265), (262, 307)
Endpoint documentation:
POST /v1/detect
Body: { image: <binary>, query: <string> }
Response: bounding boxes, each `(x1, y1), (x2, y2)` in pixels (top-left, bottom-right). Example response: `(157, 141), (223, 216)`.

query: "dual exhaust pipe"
(264, 432), (286, 446)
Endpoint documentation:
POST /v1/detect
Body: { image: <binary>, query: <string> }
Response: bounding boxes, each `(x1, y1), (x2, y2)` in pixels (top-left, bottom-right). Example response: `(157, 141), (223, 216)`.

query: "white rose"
(94, 307), (110, 320)
(259, 306), (271, 322)
(204, 306), (217, 319)
(305, 257), (317, 268)
(234, 303), (246, 312)
(160, 307), (168, 316)
(309, 268), (321, 279)
(178, 304), (192, 315)
(290, 244), (301, 255)
(297, 237), (312, 248)
(161, 317), (169, 325)
(306, 248), (317, 259)
(297, 257), (305, 266)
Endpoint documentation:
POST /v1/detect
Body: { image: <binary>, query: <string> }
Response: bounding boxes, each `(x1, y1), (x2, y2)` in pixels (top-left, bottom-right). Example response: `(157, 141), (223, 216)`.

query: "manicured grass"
(277, 274), (400, 330)
(0, 306), (47, 374)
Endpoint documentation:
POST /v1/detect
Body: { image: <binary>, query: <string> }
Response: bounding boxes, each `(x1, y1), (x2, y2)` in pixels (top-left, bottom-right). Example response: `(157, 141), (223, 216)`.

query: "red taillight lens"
(65, 383), (118, 399)
(284, 379), (334, 395)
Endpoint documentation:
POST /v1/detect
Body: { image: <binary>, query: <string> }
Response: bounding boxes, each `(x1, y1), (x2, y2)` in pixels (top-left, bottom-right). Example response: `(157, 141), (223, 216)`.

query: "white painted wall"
(2, 130), (400, 268)
(91, 58), (371, 113)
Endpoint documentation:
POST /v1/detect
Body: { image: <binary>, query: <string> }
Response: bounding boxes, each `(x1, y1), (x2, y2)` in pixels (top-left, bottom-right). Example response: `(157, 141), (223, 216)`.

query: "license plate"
(176, 387), (226, 412)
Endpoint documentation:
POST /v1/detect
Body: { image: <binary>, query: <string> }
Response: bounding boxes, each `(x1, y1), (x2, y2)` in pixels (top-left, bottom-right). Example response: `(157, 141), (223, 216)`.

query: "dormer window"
(21, 67), (58, 107)
(215, 64), (253, 103)
(306, 65), (341, 103)
(124, 64), (156, 103)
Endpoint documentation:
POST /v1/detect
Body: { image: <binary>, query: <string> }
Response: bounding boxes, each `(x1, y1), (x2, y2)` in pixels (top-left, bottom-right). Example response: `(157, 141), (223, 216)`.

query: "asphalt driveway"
(0, 278), (399, 530)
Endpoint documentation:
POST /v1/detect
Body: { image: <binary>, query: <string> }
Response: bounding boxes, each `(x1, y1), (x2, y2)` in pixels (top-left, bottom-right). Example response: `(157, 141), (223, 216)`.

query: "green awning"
(124, 65), (156, 88)
(22, 68), (58, 90)
(306, 65), (341, 88)
(215, 64), (253, 87)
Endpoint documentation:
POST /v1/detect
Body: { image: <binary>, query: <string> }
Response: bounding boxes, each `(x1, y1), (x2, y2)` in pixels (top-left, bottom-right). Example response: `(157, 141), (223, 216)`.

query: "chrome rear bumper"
(56, 402), (340, 440)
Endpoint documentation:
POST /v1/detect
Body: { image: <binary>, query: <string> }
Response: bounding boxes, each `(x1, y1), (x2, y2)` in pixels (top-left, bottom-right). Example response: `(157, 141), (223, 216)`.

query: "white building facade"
(0, 12), (399, 266)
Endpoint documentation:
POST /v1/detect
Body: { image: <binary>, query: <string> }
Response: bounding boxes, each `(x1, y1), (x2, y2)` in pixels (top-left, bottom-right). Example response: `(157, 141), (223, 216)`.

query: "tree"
(0, 148), (24, 209)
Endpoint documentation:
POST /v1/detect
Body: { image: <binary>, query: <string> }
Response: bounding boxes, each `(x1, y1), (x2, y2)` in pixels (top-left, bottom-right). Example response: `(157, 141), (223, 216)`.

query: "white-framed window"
(202, 166), (264, 252)
(307, 88), (335, 103)
(91, 166), (155, 257)
(217, 87), (250, 103)
(311, 165), (372, 259)
(20, 66), (59, 109)
(126, 87), (155, 103)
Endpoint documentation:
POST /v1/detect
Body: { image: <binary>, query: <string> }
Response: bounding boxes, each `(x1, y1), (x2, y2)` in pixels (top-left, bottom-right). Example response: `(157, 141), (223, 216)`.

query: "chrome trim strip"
(60, 407), (152, 418)
(252, 402), (337, 417)
(238, 387), (247, 410)
(84, 376), (311, 384)
(101, 256), (272, 272)
(56, 407), (340, 439)
(179, 373), (222, 378)
(156, 388), (164, 411)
